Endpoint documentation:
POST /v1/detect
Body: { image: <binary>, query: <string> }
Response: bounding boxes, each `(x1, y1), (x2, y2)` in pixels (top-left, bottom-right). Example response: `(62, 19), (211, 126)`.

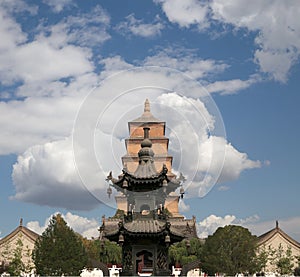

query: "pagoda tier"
(122, 99), (174, 175)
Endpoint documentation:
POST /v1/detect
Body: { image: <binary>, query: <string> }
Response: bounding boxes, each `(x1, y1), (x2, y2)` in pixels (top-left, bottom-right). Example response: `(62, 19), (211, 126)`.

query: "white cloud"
(155, 0), (300, 82)
(38, 5), (111, 48)
(0, 4), (111, 87)
(205, 76), (259, 95)
(143, 49), (228, 80)
(178, 200), (190, 213)
(0, 0), (38, 15)
(9, 65), (260, 210)
(197, 214), (261, 238)
(116, 14), (164, 38)
(197, 214), (300, 243)
(218, 185), (229, 191)
(27, 212), (100, 239)
(0, 13), (94, 86)
(0, 6), (27, 52)
(155, 0), (209, 29)
(198, 214), (237, 238)
(11, 137), (100, 210)
(42, 0), (74, 13)
(208, 0), (300, 82)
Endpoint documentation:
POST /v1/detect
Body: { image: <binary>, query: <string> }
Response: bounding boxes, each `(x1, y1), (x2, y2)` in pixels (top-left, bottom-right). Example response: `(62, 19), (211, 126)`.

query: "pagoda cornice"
(107, 164), (180, 194)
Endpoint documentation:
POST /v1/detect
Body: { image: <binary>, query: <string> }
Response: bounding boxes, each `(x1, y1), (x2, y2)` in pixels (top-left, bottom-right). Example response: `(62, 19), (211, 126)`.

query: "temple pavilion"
(100, 99), (197, 276)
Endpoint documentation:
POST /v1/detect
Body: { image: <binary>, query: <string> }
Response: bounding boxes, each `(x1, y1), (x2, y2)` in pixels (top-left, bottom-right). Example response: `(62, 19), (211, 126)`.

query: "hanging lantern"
(165, 234), (170, 244)
(107, 186), (112, 198)
(123, 180), (128, 188)
(162, 179), (168, 187)
(180, 186), (185, 199)
(162, 179), (167, 193)
(118, 233), (124, 245)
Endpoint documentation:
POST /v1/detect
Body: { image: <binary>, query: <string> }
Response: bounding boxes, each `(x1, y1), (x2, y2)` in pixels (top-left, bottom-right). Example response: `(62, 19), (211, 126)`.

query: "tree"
(275, 244), (294, 275)
(294, 255), (300, 276)
(99, 240), (122, 264)
(7, 238), (25, 276)
(255, 245), (270, 273)
(81, 238), (122, 266)
(168, 238), (203, 266)
(0, 243), (11, 273)
(201, 225), (258, 276)
(32, 214), (87, 276)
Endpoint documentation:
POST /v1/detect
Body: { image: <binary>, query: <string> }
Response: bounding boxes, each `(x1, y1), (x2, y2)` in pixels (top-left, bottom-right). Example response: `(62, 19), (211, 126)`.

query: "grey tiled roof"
(124, 219), (165, 233)
(103, 217), (198, 239)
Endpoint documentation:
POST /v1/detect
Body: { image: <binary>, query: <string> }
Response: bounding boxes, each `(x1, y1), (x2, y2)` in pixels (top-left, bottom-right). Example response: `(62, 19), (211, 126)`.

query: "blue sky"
(0, 0), (300, 241)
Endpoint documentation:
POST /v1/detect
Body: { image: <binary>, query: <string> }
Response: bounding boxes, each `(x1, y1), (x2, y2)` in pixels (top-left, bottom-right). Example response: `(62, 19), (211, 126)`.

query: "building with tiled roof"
(257, 221), (300, 273)
(0, 219), (39, 271)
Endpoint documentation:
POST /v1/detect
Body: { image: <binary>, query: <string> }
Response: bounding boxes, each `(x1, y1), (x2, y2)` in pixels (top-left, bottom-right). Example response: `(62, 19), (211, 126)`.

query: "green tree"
(32, 214), (87, 276)
(201, 225), (258, 276)
(168, 238), (203, 266)
(0, 243), (11, 273)
(255, 245), (272, 273)
(7, 238), (25, 276)
(275, 244), (294, 275)
(294, 255), (300, 276)
(81, 238), (121, 266)
(99, 240), (122, 264)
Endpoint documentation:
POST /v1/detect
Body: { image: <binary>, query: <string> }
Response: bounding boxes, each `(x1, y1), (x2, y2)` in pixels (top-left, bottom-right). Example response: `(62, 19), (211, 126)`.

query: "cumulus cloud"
(11, 131), (124, 210)
(27, 212), (100, 239)
(197, 214), (260, 238)
(154, 0), (209, 29)
(155, 0), (300, 82)
(208, 0), (300, 82)
(0, 4), (262, 210)
(0, 10), (94, 86)
(198, 214), (300, 242)
(10, 65), (260, 210)
(116, 14), (164, 38)
(198, 214), (237, 238)
(11, 137), (100, 210)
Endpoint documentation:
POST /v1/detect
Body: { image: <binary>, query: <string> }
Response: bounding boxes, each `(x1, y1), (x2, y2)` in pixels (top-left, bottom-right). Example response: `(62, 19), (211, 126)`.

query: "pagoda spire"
(144, 99), (150, 113)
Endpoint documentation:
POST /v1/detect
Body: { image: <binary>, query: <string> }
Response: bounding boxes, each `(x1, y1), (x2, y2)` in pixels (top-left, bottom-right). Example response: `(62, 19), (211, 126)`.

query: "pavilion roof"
(102, 217), (197, 239)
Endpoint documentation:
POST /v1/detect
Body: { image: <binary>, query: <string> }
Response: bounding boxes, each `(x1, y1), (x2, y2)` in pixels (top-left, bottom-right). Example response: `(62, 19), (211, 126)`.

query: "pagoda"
(100, 99), (197, 276)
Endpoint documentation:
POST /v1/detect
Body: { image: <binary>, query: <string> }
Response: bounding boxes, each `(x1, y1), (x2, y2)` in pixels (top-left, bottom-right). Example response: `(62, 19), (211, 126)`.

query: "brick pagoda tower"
(100, 100), (197, 276)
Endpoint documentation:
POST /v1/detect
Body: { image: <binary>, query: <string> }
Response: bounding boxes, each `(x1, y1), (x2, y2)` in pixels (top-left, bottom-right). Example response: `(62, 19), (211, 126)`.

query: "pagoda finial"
(20, 218), (23, 226)
(144, 99), (150, 113)
(276, 220), (279, 229)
